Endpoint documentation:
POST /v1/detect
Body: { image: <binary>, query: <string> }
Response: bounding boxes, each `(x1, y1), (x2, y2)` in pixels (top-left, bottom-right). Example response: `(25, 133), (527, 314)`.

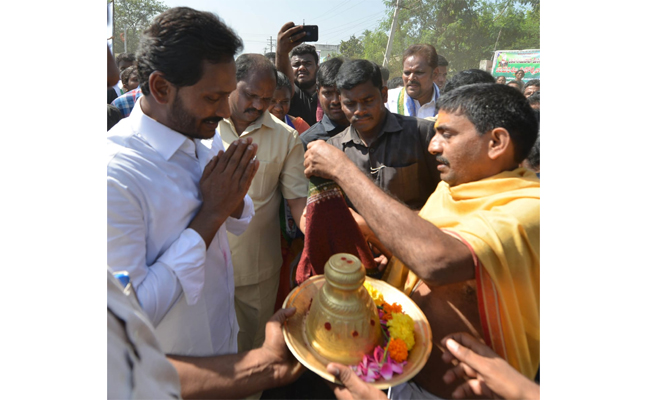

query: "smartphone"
(299, 25), (319, 42)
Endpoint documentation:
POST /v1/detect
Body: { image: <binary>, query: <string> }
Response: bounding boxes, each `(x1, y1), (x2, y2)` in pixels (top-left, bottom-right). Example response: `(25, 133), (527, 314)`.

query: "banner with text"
(491, 49), (540, 83)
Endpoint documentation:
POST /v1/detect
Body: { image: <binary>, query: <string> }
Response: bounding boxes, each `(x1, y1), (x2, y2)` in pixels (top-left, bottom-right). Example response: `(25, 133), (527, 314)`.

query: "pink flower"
(350, 345), (407, 382)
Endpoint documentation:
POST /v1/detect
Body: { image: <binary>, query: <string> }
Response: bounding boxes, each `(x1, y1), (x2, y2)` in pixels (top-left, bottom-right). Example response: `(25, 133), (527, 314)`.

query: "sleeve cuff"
(225, 195), (254, 236)
(157, 228), (207, 305)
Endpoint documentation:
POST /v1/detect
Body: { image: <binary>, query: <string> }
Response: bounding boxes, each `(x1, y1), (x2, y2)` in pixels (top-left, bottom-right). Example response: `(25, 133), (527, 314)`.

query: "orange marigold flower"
(387, 338), (409, 363)
(380, 302), (403, 321)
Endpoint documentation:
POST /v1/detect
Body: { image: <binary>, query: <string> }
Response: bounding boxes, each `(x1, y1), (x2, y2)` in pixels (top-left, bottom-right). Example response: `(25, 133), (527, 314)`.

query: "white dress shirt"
(107, 98), (254, 356)
(386, 83), (441, 119)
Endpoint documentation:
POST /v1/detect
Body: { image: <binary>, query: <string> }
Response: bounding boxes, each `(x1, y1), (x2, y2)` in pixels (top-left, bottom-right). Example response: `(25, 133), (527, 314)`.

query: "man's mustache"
(436, 156), (449, 166)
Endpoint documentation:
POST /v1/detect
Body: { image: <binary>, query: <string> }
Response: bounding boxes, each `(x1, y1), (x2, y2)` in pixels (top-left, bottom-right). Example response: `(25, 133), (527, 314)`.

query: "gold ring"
(289, 37), (294, 43)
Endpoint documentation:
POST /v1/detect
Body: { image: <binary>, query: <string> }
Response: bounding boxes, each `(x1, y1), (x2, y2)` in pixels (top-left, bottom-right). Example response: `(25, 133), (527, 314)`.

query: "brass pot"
(305, 253), (382, 365)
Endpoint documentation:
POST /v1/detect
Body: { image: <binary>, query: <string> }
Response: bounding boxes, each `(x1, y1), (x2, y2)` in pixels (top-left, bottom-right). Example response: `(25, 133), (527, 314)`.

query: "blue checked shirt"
(111, 87), (142, 118)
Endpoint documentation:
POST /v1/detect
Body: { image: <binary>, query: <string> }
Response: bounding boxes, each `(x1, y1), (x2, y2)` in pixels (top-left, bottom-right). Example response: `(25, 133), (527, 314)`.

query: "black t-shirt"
(327, 112), (440, 210)
(107, 87), (119, 104)
(300, 114), (346, 150)
(289, 83), (318, 126)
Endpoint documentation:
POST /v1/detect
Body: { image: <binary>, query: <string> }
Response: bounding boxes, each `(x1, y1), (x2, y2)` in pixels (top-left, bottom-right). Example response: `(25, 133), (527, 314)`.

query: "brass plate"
(282, 275), (433, 389)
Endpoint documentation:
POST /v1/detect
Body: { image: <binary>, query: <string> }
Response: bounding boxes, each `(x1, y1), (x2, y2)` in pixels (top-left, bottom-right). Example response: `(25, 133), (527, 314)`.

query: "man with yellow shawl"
(304, 83), (539, 399)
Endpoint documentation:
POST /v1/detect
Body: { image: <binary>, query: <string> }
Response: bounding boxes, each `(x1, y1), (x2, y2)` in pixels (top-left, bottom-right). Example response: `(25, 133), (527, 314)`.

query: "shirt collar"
(339, 110), (401, 146)
(222, 110), (276, 137)
(320, 114), (339, 132)
(407, 83), (440, 106)
(129, 97), (198, 161)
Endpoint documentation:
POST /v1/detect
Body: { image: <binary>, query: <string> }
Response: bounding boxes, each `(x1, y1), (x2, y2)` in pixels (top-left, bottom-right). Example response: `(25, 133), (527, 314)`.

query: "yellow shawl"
(383, 168), (540, 378)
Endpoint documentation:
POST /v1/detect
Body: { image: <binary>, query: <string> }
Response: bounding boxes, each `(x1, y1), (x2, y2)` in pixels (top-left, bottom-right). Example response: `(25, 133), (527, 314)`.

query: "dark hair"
(275, 71), (292, 91)
(528, 91), (540, 105)
(526, 123), (540, 170)
(263, 52), (276, 64)
(524, 79), (540, 89)
(442, 69), (495, 94)
(436, 83), (539, 164)
(120, 65), (138, 85)
(316, 57), (344, 88)
(136, 7), (243, 96)
(116, 53), (135, 65)
(290, 43), (319, 65)
(507, 80), (523, 91)
(437, 54), (448, 67)
(387, 76), (404, 89)
(235, 53), (277, 83)
(516, 69), (525, 76)
(380, 66), (390, 82)
(336, 59), (383, 91)
(402, 44), (438, 70)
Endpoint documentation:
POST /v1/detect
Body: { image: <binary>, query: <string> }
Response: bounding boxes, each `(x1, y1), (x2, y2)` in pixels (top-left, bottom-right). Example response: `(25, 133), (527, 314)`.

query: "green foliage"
(339, 35), (364, 59)
(114, 0), (169, 55)
(340, 0), (539, 78)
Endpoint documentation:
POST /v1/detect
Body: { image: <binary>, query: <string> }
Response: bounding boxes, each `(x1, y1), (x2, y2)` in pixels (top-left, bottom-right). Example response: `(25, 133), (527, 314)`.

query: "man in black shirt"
(326, 59), (439, 211)
(276, 23), (319, 125)
(300, 57), (350, 149)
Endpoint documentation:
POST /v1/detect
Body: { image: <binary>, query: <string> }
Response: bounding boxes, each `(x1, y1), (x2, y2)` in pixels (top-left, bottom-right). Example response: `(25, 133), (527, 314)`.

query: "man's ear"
(487, 127), (513, 161)
(148, 71), (175, 105)
(381, 85), (388, 103)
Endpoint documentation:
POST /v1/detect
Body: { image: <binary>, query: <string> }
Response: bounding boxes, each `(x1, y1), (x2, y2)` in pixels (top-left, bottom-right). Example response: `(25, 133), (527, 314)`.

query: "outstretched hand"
(326, 363), (388, 400)
(261, 307), (304, 387)
(276, 22), (306, 56)
(441, 332), (540, 400)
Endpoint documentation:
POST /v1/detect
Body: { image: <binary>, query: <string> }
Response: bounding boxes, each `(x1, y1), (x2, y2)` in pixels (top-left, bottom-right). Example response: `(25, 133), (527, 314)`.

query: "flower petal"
(380, 361), (394, 380)
(374, 346), (384, 362)
(359, 362), (367, 375)
(391, 362), (403, 374)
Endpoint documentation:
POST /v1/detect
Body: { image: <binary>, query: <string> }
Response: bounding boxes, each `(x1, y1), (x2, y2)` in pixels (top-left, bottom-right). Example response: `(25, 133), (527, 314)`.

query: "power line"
(323, 17), (385, 44)
(308, 0), (350, 23)
(323, 9), (386, 37)
(312, 1), (369, 25)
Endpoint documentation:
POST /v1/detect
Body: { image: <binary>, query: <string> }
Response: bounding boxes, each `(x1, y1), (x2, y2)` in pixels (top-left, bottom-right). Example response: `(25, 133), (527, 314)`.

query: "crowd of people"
(107, 6), (540, 399)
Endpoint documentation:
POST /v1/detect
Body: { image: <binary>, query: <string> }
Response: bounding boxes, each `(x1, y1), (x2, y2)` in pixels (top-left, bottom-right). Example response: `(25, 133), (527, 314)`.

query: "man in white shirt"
(108, 8), (303, 397)
(386, 44), (441, 119)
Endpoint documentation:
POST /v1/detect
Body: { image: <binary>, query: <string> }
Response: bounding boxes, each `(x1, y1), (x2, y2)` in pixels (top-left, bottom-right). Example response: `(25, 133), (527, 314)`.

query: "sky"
(163, 0), (391, 54)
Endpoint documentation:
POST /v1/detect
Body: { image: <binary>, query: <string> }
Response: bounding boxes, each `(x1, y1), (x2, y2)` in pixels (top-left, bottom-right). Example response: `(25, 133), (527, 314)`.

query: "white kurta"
(108, 98), (254, 356)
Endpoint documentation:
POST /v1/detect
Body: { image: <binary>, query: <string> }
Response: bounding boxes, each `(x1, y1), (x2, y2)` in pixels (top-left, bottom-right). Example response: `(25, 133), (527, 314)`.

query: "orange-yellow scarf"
(383, 168), (540, 378)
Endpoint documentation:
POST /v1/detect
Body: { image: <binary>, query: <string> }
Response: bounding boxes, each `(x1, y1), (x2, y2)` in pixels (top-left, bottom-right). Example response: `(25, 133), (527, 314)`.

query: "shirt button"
(369, 148), (375, 153)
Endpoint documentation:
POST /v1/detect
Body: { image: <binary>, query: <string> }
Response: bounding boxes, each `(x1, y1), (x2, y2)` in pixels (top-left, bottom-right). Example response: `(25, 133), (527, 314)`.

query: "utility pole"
(383, 0), (401, 67)
(268, 36), (275, 52)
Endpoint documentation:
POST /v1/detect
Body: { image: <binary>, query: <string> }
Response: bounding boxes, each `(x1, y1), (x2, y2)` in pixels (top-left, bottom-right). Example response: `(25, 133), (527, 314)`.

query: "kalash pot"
(305, 253), (382, 365)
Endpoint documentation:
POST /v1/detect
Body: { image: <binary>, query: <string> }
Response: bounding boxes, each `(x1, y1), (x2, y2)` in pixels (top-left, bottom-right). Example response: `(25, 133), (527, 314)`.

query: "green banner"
(491, 49), (540, 83)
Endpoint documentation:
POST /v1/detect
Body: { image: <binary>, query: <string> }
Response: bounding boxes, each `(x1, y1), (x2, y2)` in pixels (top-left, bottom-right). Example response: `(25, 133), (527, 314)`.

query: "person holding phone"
(276, 22), (320, 126)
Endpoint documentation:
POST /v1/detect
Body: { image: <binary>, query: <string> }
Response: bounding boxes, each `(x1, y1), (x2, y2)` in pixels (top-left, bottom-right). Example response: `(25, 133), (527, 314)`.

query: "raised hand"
(303, 140), (350, 180)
